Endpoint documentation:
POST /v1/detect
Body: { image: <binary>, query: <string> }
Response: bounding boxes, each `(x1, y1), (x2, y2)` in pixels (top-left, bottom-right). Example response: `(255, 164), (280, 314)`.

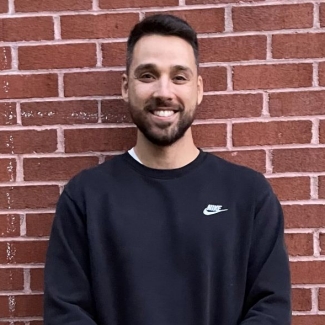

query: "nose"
(153, 77), (174, 101)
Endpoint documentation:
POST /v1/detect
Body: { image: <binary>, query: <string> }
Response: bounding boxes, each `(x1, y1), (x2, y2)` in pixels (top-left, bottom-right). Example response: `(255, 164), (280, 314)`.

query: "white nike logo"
(203, 204), (228, 216)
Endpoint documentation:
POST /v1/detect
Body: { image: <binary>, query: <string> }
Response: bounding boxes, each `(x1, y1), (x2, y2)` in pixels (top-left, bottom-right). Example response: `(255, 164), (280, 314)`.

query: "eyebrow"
(133, 64), (194, 76)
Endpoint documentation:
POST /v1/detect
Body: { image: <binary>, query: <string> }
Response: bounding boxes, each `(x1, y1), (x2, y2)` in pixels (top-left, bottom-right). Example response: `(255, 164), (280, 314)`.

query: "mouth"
(151, 110), (176, 118)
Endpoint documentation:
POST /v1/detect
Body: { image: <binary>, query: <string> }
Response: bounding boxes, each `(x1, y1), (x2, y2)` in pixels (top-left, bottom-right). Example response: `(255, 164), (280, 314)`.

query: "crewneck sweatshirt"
(44, 151), (291, 325)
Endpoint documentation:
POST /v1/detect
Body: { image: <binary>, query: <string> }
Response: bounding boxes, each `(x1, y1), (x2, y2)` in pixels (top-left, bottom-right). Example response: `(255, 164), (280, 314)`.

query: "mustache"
(144, 98), (184, 112)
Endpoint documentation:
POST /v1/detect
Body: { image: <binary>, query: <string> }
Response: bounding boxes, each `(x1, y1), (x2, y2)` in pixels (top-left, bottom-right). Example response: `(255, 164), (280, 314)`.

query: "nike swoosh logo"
(203, 208), (228, 216)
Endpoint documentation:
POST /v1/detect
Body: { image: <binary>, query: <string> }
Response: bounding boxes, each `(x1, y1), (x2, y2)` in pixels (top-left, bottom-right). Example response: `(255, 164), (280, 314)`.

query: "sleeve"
(240, 177), (292, 325)
(43, 188), (97, 325)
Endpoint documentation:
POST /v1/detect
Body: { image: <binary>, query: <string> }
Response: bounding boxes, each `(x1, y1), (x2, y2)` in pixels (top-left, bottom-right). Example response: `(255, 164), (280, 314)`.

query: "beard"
(128, 97), (197, 147)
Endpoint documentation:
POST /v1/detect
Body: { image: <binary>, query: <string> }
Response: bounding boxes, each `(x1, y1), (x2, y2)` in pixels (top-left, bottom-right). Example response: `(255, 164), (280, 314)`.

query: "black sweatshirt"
(44, 151), (291, 325)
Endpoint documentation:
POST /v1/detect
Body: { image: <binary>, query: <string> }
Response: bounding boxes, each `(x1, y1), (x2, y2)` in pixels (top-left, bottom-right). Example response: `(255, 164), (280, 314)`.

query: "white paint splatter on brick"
(8, 295), (16, 316)
(6, 242), (16, 263)
(6, 215), (17, 235)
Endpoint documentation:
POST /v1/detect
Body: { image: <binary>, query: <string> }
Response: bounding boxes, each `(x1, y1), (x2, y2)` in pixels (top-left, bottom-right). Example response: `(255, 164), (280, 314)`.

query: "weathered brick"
(233, 4), (313, 32)
(213, 150), (266, 173)
(102, 42), (126, 67)
(233, 64), (313, 90)
(291, 261), (325, 284)
(61, 13), (139, 39)
(30, 268), (44, 291)
(320, 233), (325, 255)
(101, 99), (131, 124)
(64, 71), (122, 97)
(197, 94), (262, 120)
(0, 159), (16, 182)
(146, 9), (224, 33)
(0, 17), (54, 42)
(0, 186), (59, 210)
(0, 74), (58, 99)
(15, 0), (92, 12)
(0, 268), (24, 291)
(319, 176), (325, 199)
(320, 3), (325, 27)
(0, 103), (16, 125)
(200, 66), (227, 92)
(0, 241), (48, 264)
(26, 214), (54, 237)
(273, 33), (325, 59)
(64, 128), (136, 153)
(199, 36), (266, 63)
(283, 205), (325, 229)
(0, 295), (43, 317)
(285, 233), (313, 256)
(319, 288), (325, 310)
(24, 157), (99, 181)
(21, 100), (98, 126)
(19, 44), (97, 70)
(292, 316), (325, 325)
(292, 288), (312, 312)
(0, 215), (20, 237)
(268, 177), (310, 201)
(192, 124), (227, 148)
(99, 0), (178, 9)
(319, 62), (325, 86)
(0, 130), (57, 154)
(320, 120), (325, 144)
(187, 0), (262, 4)
(269, 91), (325, 117)
(0, 47), (11, 70)
(273, 149), (325, 173)
(0, 0), (8, 13)
(233, 121), (312, 147)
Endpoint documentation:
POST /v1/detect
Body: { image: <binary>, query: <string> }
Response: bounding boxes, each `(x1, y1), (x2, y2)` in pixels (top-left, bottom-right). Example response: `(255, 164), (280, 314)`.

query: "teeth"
(153, 110), (174, 117)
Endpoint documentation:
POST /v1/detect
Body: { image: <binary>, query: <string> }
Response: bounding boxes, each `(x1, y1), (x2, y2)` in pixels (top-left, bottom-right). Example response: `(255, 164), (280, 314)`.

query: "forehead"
(130, 35), (196, 71)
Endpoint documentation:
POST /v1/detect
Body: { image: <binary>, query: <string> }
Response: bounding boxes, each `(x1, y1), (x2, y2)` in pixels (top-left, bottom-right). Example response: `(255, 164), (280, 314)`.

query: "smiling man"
(44, 14), (291, 325)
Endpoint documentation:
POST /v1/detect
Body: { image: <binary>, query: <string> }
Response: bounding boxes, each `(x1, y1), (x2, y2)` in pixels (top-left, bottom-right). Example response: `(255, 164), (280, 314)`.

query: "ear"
(197, 75), (204, 105)
(121, 73), (129, 103)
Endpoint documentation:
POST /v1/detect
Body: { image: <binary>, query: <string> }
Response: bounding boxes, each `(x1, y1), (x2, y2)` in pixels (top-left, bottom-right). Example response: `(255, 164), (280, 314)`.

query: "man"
(44, 14), (291, 324)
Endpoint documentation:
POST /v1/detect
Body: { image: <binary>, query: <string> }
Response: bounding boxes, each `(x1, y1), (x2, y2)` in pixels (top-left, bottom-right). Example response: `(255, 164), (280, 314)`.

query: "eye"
(138, 73), (156, 82)
(173, 75), (187, 84)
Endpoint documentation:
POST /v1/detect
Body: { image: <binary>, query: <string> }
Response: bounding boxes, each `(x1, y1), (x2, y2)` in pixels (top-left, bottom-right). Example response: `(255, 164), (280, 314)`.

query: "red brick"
(21, 100), (98, 126)
(321, 120), (325, 144)
(102, 42), (126, 67)
(268, 177), (310, 201)
(319, 288), (325, 310)
(273, 33), (325, 59)
(101, 99), (132, 123)
(0, 17), (54, 42)
(0, 0), (8, 13)
(64, 127), (136, 153)
(0, 130), (57, 154)
(0, 159), (16, 182)
(197, 94), (262, 120)
(29, 322), (43, 325)
(0, 47), (11, 70)
(2, 295), (43, 317)
(15, 0), (91, 12)
(30, 268), (44, 291)
(0, 186), (59, 210)
(213, 150), (266, 173)
(0, 241), (48, 264)
(320, 4), (325, 27)
(285, 233), (313, 256)
(293, 316), (325, 325)
(192, 124), (227, 148)
(24, 156), (99, 181)
(0, 269), (24, 291)
(291, 261), (325, 284)
(233, 121), (312, 147)
(233, 4), (313, 32)
(147, 9), (224, 33)
(0, 215), (20, 237)
(283, 205), (325, 229)
(199, 36), (266, 63)
(200, 67), (227, 92)
(26, 214), (54, 237)
(319, 62), (325, 86)
(292, 288), (312, 311)
(0, 74), (58, 100)
(270, 91), (325, 117)
(100, 0), (178, 9)
(0, 322), (25, 325)
(64, 71), (122, 97)
(61, 13), (139, 40)
(321, 233), (325, 255)
(273, 149), (325, 173)
(187, 0), (262, 3)
(19, 44), (97, 70)
(233, 64), (312, 90)
(320, 176), (325, 199)
(0, 103), (16, 125)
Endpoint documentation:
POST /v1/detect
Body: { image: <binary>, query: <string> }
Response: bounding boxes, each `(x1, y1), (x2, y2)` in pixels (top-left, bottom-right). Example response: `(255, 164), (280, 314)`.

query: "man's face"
(122, 35), (203, 146)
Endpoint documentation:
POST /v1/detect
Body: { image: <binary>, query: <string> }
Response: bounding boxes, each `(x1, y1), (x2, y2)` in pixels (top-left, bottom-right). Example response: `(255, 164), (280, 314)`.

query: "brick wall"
(0, 0), (324, 324)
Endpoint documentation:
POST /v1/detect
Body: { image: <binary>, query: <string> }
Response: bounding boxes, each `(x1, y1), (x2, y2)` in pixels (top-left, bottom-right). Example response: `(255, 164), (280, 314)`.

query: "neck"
(134, 129), (199, 169)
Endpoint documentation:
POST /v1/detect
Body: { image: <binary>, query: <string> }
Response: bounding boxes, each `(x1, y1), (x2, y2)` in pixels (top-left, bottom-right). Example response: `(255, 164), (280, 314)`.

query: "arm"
(44, 189), (97, 325)
(240, 179), (291, 324)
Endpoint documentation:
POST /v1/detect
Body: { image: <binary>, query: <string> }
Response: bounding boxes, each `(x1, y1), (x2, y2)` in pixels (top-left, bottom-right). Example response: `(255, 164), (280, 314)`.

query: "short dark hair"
(126, 14), (199, 73)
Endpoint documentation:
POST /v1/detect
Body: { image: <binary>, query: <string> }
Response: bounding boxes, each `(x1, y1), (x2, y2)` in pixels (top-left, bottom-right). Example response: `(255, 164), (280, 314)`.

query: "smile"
(152, 110), (176, 117)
